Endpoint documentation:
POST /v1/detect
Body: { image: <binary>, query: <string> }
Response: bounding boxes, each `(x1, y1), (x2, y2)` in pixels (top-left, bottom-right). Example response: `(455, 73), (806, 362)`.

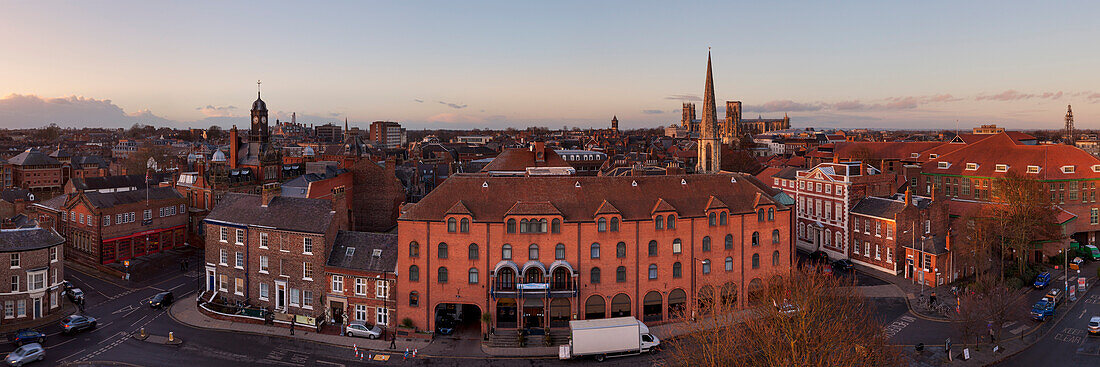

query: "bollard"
(140, 328), (146, 338)
(169, 331), (174, 342)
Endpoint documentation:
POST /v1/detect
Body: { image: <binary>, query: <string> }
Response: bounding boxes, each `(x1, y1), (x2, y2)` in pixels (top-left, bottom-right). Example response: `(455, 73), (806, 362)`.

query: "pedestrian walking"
(930, 291), (937, 307)
(290, 317), (296, 335)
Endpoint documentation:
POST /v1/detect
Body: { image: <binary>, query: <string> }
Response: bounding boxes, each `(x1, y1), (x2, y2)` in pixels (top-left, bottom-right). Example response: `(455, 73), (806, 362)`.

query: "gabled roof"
(705, 196), (728, 211)
(504, 201), (562, 216)
(851, 197), (906, 220)
(7, 149), (60, 166)
(594, 200), (621, 215)
(651, 198), (677, 214)
(445, 201), (472, 216)
(481, 147), (571, 172)
(926, 133), (1100, 180)
(205, 193), (335, 233)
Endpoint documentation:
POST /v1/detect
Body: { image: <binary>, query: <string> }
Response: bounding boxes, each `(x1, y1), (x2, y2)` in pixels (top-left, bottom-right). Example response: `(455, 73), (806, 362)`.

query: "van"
(1084, 245), (1100, 261)
(1044, 288), (1064, 307)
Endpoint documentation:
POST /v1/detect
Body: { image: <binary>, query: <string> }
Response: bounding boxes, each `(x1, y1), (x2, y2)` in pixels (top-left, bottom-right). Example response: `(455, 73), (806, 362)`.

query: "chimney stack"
(261, 183), (279, 207)
(904, 187), (911, 206)
(229, 125), (240, 169)
(945, 230), (952, 252)
(385, 157), (396, 174)
(533, 140), (546, 163)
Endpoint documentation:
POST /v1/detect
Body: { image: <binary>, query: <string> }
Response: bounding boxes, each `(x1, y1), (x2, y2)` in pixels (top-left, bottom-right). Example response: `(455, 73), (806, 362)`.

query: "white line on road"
(167, 283), (184, 292)
(112, 305), (138, 315)
(128, 314), (150, 328)
(1079, 308), (1088, 319)
(315, 361), (345, 367)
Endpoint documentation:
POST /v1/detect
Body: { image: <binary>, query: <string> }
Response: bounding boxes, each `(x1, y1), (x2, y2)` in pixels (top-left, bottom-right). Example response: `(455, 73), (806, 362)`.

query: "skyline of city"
(2, 1), (1099, 130)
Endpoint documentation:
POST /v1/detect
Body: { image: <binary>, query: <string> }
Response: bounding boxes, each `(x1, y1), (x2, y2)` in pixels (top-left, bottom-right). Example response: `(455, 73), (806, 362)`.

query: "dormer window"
(1062, 165), (1076, 174)
(995, 164), (1008, 173)
(910, 153), (919, 159)
(937, 162), (950, 169)
(1092, 165), (1100, 173)
(929, 154), (938, 159)
(965, 163), (978, 171)
(1027, 165), (1041, 174)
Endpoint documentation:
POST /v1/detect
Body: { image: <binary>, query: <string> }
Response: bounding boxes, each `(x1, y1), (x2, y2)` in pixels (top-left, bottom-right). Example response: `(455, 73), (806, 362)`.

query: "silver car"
(5, 343), (44, 366)
(344, 321), (383, 339)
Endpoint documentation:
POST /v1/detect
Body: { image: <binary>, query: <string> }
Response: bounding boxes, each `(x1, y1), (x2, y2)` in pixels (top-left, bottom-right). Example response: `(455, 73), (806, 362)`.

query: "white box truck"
(558, 317), (660, 362)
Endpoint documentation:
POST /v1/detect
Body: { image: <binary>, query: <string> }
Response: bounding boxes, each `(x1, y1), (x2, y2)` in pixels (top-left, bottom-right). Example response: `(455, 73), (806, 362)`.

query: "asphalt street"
(996, 279), (1100, 366)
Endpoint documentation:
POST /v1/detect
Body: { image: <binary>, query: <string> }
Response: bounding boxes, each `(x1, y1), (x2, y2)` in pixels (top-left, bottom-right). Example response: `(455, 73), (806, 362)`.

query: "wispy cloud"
(413, 98), (424, 103)
(642, 109), (665, 114)
(195, 105), (237, 117)
(745, 100), (822, 113)
(665, 94), (701, 101)
(975, 90), (1063, 101)
(438, 101), (467, 109)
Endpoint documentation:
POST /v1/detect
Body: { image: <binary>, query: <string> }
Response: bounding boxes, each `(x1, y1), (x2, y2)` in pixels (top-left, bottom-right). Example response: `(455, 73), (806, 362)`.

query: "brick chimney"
(532, 140), (546, 163)
(229, 125), (239, 169)
(385, 157), (396, 175)
(904, 187), (911, 206)
(261, 183), (279, 207)
(945, 230), (952, 252)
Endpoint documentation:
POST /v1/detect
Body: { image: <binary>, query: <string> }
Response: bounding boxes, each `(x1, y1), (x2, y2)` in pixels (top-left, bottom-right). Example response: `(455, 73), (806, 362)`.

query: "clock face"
(262, 117), (267, 123)
(253, 117), (260, 124)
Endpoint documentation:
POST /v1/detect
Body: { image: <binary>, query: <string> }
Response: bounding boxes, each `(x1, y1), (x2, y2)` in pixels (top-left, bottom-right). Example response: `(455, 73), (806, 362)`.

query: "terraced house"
(396, 174), (791, 336)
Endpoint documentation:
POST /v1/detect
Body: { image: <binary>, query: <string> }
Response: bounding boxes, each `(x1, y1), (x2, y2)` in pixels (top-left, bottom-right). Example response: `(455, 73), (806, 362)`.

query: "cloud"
(0, 93), (174, 128)
(665, 94), (702, 101)
(642, 109), (665, 114)
(975, 90), (1063, 101)
(832, 100), (866, 111)
(1088, 93), (1100, 101)
(413, 98), (424, 103)
(745, 100), (822, 113)
(195, 105), (237, 117)
(438, 101), (468, 109)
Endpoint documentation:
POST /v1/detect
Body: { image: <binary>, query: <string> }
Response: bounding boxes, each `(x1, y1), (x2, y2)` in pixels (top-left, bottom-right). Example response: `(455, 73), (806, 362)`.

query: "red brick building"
(324, 231), (396, 328)
(30, 186), (187, 264)
(8, 149), (63, 192)
(849, 190), (952, 284)
(794, 161), (897, 258)
(396, 174), (791, 335)
(0, 227), (65, 325)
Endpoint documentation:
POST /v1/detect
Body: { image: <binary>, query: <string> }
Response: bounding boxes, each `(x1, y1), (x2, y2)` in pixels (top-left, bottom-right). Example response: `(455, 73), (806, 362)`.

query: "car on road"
(1083, 245), (1100, 261)
(1033, 272), (1052, 289)
(66, 288), (84, 303)
(148, 291), (174, 308)
(59, 315), (96, 335)
(1089, 316), (1100, 336)
(1044, 288), (1064, 307)
(832, 259), (855, 271)
(61, 281), (73, 291)
(808, 251), (830, 264)
(436, 319), (455, 335)
(4, 342), (43, 366)
(344, 321), (383, 339)
(1031, 299), (1056, 321)
(8, 329), (45, 346)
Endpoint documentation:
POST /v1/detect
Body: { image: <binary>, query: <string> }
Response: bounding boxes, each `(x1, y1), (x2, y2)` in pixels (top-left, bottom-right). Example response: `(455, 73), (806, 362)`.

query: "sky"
(1, 0), (1099, 131)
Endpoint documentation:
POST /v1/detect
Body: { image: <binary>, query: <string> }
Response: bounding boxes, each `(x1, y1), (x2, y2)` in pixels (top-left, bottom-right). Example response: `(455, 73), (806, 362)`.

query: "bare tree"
(952, 276), (1026, 347)
(989, 172), (1063, 276)
(664, 270), (903, 367)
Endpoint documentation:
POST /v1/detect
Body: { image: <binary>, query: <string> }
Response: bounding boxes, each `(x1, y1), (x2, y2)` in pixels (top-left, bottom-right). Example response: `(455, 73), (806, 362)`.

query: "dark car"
(436, 319), (455, 335)
(809, 251), (830, 264)
(59, 315), (96, 335)
(9, 329), (45, 346)
(832, 259), (855, 271)
(1033, 272), (1052, 289)
(148, 292), (174, 308)
(66, 288), (84, 303)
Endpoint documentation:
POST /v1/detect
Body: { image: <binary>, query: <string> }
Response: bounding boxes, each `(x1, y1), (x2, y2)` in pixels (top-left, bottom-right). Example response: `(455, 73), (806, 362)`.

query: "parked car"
(148, 292), (173, 308)
(61, 281), (73, 291)
(1044, 288), (1065, 307)
(832, 259), (855, 271)
(344, 321), (383, 339)
(4, 343), (43, 366)
(1089, 316), (1100, 336)
(9, 329), (45, 346)
(1033, 272), (1052, 289)
(808, 251), (830, 264)
(66, 288), (84, 303)
(1031, 299), (1056, 321)
(436, 319), (455, 335)
(59, 315), (96, 335)
(1084, 245), (1100, 261)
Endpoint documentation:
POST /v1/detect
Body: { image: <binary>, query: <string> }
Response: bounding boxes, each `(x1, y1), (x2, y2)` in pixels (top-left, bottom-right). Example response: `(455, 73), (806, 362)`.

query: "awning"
(523, 298), (544, 308)
(548, 260), (575, 275)
(493, 260), (519, 275)
(521, 260), (546, 276)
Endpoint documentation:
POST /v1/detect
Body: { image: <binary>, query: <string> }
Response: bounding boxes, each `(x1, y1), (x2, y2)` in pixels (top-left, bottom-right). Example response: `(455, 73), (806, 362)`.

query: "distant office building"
(316, 124), (344, 143)
(369, 121), (407, 149)
(972, 124), (1005, 134)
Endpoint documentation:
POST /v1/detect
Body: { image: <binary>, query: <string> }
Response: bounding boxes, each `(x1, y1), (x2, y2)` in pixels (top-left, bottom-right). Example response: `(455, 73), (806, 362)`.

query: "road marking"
(128, 314), (150, 328)
(74, 331), (130, 362)
(167, 283), (184, 292)
(1080, 308), (1088, 319)
(1010, 325), (1029, 335)
(315, 361), (345, 367)
(900, 315), (916, 323)
(112, 305), (138, 315)
(883, 317), (911, 339)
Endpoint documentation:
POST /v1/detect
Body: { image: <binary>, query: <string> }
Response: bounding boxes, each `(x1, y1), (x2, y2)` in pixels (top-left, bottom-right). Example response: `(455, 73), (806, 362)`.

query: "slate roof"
(34, 194), (70, 211)
(833, 141), (946, 161)
(401, 173), (783, 222)
(71, 155), (109, 168)
(325, 231), (398, 273)
(594, 200), (620, 215)
(850, 197), (907, 220)
(205, 193), (335, 233)
(480, 148), (570, 172)
(0, 189), (33, 203)
(444, 201), (472, 216)
(7, 149), (61, 166)
(83, 187), (182, 209)
(0, 227), (65, 253)
(70, 174), (166, 192)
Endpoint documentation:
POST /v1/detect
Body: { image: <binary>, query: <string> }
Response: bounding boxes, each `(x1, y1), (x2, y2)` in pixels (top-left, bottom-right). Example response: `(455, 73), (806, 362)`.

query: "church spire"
(700, 49), (718, 139)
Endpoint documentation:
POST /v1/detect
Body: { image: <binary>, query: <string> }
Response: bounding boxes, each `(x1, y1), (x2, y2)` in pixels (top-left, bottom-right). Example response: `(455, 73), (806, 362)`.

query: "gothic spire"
(700, 49), (718, 139)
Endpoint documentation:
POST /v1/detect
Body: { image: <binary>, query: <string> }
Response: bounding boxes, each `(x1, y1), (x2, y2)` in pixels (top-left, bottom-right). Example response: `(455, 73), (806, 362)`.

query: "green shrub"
(401, 317), (415, 328)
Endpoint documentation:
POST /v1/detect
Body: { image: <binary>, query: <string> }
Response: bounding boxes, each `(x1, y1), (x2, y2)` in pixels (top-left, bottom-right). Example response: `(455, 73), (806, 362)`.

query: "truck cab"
(1084, 245), (1100, 261)
(1031, 299), (1056, 321)
(638, 323), (660, 353)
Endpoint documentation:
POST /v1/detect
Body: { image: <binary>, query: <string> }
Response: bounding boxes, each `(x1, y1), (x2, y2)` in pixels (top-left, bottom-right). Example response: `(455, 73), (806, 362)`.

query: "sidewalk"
(168, 297), (430, 353)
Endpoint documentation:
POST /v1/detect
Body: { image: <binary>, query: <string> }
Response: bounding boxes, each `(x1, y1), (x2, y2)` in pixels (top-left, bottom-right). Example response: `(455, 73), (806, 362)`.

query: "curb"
(851, 266), (955, 323)
(980, 275), (1098, 367)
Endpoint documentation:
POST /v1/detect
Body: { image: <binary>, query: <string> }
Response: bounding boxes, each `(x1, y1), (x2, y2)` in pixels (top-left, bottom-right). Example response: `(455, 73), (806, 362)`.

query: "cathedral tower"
(696, 51), (722, 174)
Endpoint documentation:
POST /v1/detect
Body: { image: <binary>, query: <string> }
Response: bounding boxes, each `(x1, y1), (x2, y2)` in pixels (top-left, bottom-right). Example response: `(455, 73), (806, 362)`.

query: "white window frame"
(220, 227), (228, 243)
(302, 290), (313, 309)
(303, 237), (313, 255)
(235, 229), (244, 245)
(235, 252), (244, 269)
(1027, 165), (1041, 174)
(302, 262), (313, 281)
(376, 307), (390, 326)
(219, 249), (227, 266)
(355, 304), (367, 321)
(355, 278), (366, 295)
(965, 163), (978, 171)
(259, 233), (268, 249)
(937, 162), (950, 169)
(259, 255), (269, 273)
(27, 270), (46, 292)
(332, 275), (344, 293)
(995, 164), (1008, 173)
(143, 209), (152, 221)
(1062, 165), (1076, 174)
(259, 283), (269, 300)
(234, 277), (244, 296)
(376, 280), (389, 299)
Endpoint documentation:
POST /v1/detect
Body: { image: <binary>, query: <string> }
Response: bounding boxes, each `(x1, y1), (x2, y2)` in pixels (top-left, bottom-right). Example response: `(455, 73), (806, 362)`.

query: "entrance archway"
(610, 294), (631, 317)
(496, 298), (517, 329)
(585, 295), (605, 319)
(667, 289), (686, 319)
(521, 298), (544, 329)
(434, 303), (484, 339)
(643, 291), (662, 322)
(549, 298), (571, 327)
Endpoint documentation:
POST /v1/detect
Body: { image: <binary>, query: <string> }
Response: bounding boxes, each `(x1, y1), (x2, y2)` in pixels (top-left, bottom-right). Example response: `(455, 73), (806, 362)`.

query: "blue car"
(1031, 299), (1056, 321)
(1033, 272), (1052, 289)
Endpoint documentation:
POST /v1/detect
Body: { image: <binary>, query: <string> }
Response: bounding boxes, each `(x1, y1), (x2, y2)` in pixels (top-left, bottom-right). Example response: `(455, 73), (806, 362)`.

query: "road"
(996, 278), (1100, 366)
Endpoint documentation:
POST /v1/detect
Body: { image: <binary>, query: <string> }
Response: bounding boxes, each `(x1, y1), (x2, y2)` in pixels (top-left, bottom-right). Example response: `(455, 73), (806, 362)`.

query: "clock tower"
(250, 80), (269, 146)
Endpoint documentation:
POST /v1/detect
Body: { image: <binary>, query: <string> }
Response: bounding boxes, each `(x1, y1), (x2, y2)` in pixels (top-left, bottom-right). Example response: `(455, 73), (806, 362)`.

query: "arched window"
(702, 236), (711, 252)
(725, 234), (733, 250)
(667, 215), (675, 229)
(752, 253), (760, 269)
(437, 267), (448, 283)
(409, 241), (419, 257)
(773, 229), (781, 244)
(447, 218), (456, 232)
(590, 243), (601, 259)
(752, 232), (759, 247)
(648, 264), (658, 280)
(616, 266), (627, 282)
(468, 243), (479, 260)
(497, 268), (516, 290)
(725, 256), (733, 271)
(610, 217), (619, 232)
(409, 265), (419, 282)
(719, 211), (728, 225)
(460, 218), (469, 233)
(555, 243), (566, 260)
(502, 244), (512, 260)
(672, 262), (682, 278)
(507, 219), (516, 233)
(708, 212), (716, 226)
(409, 291), (419, 307)
(773, 251), (781, 266)
(672, 238), (682, 254)
(551, 218), (561, 233)
(528, 244), (539, 260)
(768, 208), (775, 221)
(539, 219), (547, 233)
(597, 218), (607, 232)
(648, 240), (658, 256)
(702, 259), (711, 274)
(437, 242), (448, 259)
(590, 267), (601, 284)
(616, 242), (626, 258)
(520, 219), (530, 233)
(655, 215), (664, 230)
(757, 208), (766, 222)
(468, 268), (479, 284)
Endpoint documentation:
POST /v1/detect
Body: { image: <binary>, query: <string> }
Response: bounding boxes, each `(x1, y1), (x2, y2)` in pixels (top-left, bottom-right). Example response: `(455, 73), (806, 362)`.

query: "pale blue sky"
(1, 1), (1098, 130)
